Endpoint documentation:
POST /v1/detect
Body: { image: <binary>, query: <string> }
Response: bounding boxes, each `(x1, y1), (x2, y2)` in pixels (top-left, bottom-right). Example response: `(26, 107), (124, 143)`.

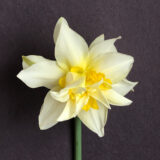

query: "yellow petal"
(78, 103), (108, 137)
(17, 61), (64, 89)
(103, 89), (132, 106)
(39, 92), (65, 130)
(89, 34), (104, 49)
(55, 21), (88, 70)
(112, 79), (138, 96)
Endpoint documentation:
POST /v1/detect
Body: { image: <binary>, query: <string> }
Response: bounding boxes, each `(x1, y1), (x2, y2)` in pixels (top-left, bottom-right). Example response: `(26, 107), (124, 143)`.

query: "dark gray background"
(0, 0), (159, 159)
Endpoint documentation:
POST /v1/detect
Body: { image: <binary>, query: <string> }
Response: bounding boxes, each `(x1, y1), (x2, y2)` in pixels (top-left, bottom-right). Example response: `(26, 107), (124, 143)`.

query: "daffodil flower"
(17, 17), (137, 137)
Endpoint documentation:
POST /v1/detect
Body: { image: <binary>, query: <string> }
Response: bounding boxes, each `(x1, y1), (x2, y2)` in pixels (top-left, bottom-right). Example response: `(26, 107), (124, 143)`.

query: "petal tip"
(117, 36), (122, 39)
(38, 116), (49, 130)
(98, 128), (105, 137)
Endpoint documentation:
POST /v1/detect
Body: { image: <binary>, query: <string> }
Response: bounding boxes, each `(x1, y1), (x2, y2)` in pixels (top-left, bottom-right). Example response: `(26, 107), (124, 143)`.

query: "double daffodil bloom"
(17, 17), (137, 137)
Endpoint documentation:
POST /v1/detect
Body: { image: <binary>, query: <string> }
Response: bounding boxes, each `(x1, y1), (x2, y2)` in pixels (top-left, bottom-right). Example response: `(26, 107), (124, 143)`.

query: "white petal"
(94, 52), (134, 83)
(89, 36), (121, 56)
(75, 96), (89, 115)
(50, 73), (85, 102)
(53, 17), (69, 43)
(112, 79), (138, 96)
(55, 22), (88, 70)
(39, 92), (65, 130)
(78, 103), (108, 137)
(89, 34), (104, 49)
(57, 96), (88, 122)
(17, 61), (64, 89)
(90, 90), (111, 109)
(103, 89), (132, 106)
(50, 89), (69, 102)
(22, 55), (52, 69)
(65, 72), (85, 87)
(57, 100), (75, 121)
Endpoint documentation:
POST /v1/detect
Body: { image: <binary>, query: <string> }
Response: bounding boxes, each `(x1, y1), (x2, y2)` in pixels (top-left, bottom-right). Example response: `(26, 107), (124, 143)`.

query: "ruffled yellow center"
(82, 97), (99, 111)
(59, 76), (66, 88)
(86, 70), (112, 90)
(58, 67), (112, 111)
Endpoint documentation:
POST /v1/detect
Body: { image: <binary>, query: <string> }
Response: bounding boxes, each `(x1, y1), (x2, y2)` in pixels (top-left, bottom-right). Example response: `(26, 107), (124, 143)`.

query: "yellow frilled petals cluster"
(58, 66), (112, 111)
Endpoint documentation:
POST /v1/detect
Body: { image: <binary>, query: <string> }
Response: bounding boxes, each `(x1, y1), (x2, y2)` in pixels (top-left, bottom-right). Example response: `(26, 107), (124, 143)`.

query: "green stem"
(74, 117), (82, 160)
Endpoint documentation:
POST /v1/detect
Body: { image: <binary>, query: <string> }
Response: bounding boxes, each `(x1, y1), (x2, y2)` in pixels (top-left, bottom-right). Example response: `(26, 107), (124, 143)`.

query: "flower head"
(17, 17), (137, 137)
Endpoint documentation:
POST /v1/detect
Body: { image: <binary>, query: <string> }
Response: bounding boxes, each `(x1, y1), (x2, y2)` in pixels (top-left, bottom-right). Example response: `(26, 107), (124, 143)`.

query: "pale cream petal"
(50, 73), (85, 102)
(55, 22), (88, 70)
(50, 89), (69, 102)
(78, 103), (108, 137)
(90, 89), (111, 109)
(75, 96), (89, 115)
(39, 92), (65, 130)
(65, 72), (85, 87)
(53, 17), (69, 43)
(112, 79), (138, 96)
(57, 95), (88, 122)
(103, 89), (132, 106)
(89, 34), (104, 49)
(93, 52), (134, 84)
(22, 55), (52, 69)
(57, 100), (75, 122)
(89, 36), (121, 56)
(17, 61), (64, 89)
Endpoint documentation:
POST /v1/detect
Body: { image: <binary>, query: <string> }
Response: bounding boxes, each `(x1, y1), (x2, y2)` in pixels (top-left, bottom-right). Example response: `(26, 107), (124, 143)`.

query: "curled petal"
(39, 92), (65, 130)
(102, 89), (132, 106)
(55, 21), (88, 70)
(89, 36), (121, 56)
(112, 79), (138, 96)
(17, 61), (64, 89)
(78, 103), (108, 137)
(50, 89), (69, 102)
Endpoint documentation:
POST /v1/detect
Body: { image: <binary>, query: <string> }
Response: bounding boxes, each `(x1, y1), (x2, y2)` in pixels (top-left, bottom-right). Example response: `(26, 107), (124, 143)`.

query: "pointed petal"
(93, 52), (134, 84)
(22, 55), (52, 69)
(89, 36), (121, 56)
(17, 61), (64, 89)
(78, 103), (108, 137)
(53, 17), (69, 43)
(89, 34), (104, 49)
(39, 92), (65, 130)
(90, 89), (111, 109)
(55, 22), (88, 70)
(103, 89), (132, 106)
(112, 79), (138, 96)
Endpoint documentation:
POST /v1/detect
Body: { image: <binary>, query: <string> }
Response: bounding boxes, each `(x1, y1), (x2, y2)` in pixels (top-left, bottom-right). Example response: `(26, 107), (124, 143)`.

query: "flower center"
(82, 97), (99, 111)
(58, 67), (112, 112)
(86, 70), (112, 90)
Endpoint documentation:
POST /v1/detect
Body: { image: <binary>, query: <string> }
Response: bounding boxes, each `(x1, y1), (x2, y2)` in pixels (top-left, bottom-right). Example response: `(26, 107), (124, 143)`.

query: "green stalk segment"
(74, 117), (82, 160)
